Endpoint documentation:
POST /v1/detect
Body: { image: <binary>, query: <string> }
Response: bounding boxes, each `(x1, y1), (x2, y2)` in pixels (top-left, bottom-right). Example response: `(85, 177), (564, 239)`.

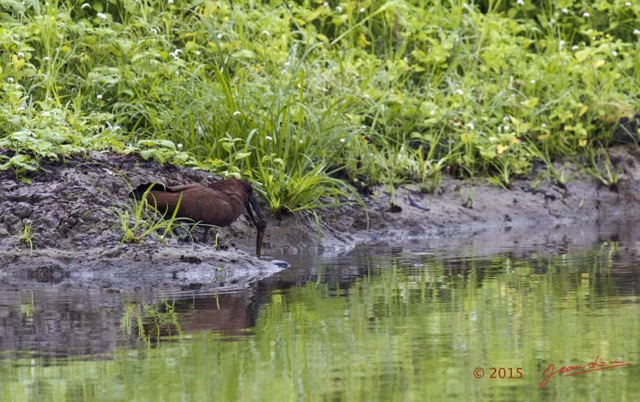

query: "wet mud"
(2, 146), (640, 291)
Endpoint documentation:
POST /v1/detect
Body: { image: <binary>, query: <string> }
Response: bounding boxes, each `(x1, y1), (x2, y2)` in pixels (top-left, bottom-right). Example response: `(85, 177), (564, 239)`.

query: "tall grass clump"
(112, 185), (186, 244)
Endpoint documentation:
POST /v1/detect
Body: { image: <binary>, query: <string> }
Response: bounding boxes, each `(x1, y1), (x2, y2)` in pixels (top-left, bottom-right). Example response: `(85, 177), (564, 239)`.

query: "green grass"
(13, 220), (34, 254)
(1, 0), (639, 215)
(580, 148), (622, 190)
(112, 184), (187, 244)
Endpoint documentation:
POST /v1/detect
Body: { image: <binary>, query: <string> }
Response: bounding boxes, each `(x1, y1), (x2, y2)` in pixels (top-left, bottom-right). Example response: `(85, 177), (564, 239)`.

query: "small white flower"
(634, 29), (640, 36)
(503, 125), (510, 131)
(17, 52), (24, 58)
(195, 50), (201, 55)
(430, 110), (436, 116)
(530, 79), (536, 84)
(359, 7), (365, 13)
(217, 33), (223, 39)
(612, 51), (618, 57)
(455, 89), (464, 95)
(339, 138), (346, 143)
(233, 111), (241, 116)
(265, 135), (273, 141)
(466, 123), (475, 130)
(261, 30), (271, 36)
(97, 94), (103, 100)
(572, 45), (579, 50)
(170, 49), (182, 60)
(97, 12), (107, 20)
(177, 143), (183, 149)
(151, 28), (158, 34)
(582, 12), (590, 18)
(336, 6), (342, 12)
(323, 2), (328, 7)
(42, 56), (50, 61)
(541, 123), (547, 127)
(561, 8), (568, 14)
(503, 116), (510, 122)
(299, 139), (303, 144)
(625, 2), (631, 6)
(516, 0), (524, 5)
(168, 0), (173, 4)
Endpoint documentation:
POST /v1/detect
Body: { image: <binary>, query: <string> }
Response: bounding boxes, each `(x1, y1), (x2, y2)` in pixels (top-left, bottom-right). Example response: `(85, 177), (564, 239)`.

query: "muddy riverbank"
(1, 146), (640, 291)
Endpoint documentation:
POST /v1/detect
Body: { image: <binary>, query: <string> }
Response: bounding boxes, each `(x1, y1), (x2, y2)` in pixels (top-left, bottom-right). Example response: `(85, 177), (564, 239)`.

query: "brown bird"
(131, 178), (267, 257)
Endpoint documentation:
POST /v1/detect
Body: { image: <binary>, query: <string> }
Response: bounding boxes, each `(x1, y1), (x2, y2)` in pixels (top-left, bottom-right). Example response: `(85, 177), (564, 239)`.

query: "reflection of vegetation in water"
(120, 298), (184, 344)
(1, 243), (638, 401)
(18, 291), (35, 318)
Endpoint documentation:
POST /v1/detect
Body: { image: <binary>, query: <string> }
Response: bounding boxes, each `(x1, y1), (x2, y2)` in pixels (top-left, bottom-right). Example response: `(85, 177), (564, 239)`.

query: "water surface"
(1, 228), (639, 401)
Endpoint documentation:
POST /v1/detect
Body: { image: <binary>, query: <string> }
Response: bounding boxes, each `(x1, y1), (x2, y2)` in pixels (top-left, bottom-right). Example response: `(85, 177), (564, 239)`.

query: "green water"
(1, 241), (639, 401)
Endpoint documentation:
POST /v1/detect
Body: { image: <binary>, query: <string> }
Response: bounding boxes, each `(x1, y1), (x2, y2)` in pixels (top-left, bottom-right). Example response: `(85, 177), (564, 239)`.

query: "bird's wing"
(146, 184), (243, 226)
(198, 192), (237, 226)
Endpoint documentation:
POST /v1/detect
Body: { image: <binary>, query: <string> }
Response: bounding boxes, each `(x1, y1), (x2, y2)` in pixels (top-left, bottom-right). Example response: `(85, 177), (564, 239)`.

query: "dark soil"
(2, 146), (640, 291)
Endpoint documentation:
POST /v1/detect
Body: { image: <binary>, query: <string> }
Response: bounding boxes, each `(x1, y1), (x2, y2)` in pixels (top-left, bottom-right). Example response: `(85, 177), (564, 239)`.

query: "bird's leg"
(165, 223), (188, 242)
(177, 226), (190, 243)
(201, 225), (211, 243)
(255, 219), (266, 258)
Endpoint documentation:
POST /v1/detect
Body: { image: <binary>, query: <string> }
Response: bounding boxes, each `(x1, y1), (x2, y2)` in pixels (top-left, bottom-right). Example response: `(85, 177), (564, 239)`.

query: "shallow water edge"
(2, 146), (640, 291)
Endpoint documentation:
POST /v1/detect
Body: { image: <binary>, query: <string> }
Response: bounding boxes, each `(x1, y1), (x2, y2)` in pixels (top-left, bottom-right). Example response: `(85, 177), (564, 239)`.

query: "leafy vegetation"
(1, 0), (639, 214)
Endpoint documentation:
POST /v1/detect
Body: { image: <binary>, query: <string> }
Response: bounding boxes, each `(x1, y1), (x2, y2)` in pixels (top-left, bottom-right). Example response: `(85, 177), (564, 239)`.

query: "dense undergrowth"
(1, 0), (639, 215)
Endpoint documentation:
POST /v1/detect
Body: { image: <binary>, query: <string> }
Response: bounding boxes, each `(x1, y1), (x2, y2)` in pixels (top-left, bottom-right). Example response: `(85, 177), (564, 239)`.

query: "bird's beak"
(247, 191), (266, 258)
(248, 192), (264, 220)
